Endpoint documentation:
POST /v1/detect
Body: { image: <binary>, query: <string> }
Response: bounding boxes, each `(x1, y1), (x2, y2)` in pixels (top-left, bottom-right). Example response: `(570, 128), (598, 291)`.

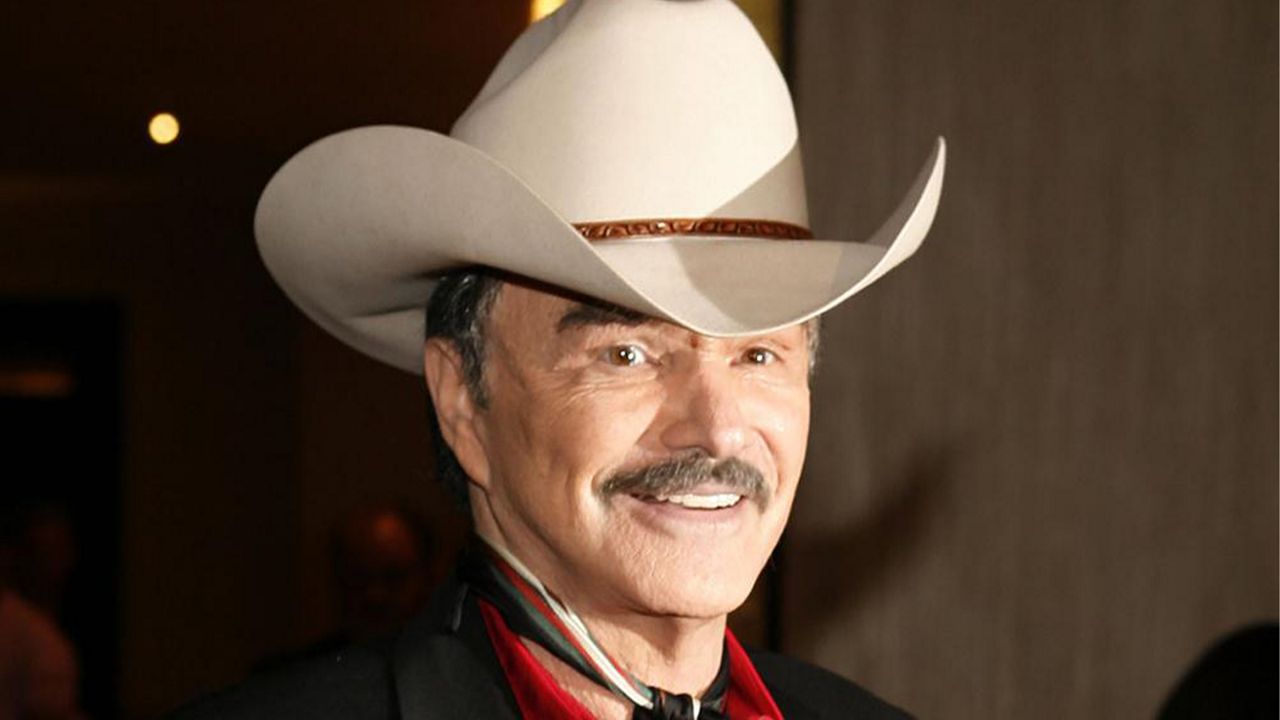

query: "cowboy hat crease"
(254, 0), (947, 374)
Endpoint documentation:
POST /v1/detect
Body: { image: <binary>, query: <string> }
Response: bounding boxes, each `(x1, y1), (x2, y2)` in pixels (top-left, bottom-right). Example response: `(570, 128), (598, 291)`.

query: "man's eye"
(743, 347), (777, 365)
(603, 345), (647, 367)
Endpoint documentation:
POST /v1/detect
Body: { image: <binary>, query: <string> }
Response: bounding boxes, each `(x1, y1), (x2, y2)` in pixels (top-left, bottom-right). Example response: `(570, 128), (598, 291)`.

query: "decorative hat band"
(574, 217), (814, 242)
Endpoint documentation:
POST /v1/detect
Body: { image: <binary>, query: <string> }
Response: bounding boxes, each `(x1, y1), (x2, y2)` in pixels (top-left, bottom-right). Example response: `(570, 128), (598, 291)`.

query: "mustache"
(600, 452), (769, 510)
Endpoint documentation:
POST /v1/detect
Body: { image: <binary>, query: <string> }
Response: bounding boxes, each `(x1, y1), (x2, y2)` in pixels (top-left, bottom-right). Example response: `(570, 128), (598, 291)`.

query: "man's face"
(458, 281), (810, 619)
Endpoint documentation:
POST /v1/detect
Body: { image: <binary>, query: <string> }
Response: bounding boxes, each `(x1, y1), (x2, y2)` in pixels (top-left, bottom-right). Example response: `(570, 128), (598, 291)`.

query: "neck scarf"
(461, 538), (780, 719)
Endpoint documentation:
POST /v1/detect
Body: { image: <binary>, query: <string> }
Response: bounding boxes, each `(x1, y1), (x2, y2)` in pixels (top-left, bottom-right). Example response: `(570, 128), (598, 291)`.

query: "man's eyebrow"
(556, 302), (651, 333)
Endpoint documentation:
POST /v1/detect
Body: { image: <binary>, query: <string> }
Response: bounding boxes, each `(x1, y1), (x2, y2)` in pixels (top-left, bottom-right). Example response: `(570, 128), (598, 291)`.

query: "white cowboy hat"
(255, 0), (946, 374)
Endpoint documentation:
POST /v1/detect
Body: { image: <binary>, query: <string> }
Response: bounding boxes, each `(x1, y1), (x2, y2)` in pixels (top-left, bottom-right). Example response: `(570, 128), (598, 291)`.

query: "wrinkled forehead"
(488, 277), (650, 335)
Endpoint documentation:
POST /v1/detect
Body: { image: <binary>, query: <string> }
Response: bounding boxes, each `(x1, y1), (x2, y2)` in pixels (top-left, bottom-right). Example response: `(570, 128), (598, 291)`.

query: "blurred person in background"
(260, 505), (442, 671)
(8, 504), (75, 622)
(1157, 623), (1279, 720)
(330, 506), (440, 646)
(0, 501), (82, 720)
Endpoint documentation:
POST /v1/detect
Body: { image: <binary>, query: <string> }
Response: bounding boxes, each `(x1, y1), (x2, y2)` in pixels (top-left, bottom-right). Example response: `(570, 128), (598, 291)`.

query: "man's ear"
(422, 338), (492, 488)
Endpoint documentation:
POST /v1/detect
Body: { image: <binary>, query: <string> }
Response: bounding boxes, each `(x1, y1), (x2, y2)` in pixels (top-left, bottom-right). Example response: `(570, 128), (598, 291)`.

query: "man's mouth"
(632, 492), (744, 510)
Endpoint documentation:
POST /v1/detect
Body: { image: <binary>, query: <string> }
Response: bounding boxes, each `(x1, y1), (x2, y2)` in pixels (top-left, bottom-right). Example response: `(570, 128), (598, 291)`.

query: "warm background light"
(0, 364), (75, 398)
(734, 0), (783, 60)
(529, 0), (566, 24)
(148, 112), (180, 145)
(528, 0), (784, 62)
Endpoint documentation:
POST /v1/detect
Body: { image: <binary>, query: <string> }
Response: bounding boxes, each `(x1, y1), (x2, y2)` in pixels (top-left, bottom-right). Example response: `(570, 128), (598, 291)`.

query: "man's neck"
(474, 523), (728, 716)
(523, 610), (727, 720)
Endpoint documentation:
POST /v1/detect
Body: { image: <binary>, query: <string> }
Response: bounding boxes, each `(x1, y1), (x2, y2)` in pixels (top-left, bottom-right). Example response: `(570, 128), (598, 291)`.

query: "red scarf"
(480, 599), (784, 719)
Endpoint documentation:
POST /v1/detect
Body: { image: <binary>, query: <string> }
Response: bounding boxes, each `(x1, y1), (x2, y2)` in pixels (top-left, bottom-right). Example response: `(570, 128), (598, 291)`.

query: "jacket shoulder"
(163, 643), (396, 720)
(749, 650), (912, 720)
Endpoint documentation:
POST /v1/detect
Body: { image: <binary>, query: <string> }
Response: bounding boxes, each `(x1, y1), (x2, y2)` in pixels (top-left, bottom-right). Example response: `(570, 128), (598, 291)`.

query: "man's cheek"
(548, 392), (648, 446)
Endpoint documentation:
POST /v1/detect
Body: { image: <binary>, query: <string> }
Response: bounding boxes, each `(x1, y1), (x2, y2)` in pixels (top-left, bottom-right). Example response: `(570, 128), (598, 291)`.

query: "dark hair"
(424, 269), (504, 508)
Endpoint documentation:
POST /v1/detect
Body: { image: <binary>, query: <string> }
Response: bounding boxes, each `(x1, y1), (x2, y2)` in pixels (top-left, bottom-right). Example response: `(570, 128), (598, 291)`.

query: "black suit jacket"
(167, 578), (909, 719)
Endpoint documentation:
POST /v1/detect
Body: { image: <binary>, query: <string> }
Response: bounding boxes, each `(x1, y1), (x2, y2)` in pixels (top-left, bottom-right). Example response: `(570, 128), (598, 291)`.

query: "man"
(174, 0), (944, 717)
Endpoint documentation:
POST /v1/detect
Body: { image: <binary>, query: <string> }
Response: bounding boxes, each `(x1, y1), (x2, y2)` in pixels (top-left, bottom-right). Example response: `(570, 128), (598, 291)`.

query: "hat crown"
(450, 0), (807, 226)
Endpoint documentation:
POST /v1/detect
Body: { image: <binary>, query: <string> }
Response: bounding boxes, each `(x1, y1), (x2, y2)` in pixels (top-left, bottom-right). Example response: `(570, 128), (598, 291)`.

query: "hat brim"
(255, 126), (945, 374)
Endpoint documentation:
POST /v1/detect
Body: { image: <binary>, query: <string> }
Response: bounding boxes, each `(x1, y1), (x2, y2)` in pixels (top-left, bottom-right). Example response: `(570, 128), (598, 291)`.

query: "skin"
(423, 280), (811, 717)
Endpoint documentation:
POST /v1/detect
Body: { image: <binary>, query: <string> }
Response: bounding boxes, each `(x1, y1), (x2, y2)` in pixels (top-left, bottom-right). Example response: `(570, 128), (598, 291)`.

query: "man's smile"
(638, 491), (743, 510)
(615, 484), (760, 537)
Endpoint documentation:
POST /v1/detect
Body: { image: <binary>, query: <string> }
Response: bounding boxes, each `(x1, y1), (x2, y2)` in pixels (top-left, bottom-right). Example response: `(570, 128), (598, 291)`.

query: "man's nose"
(658, 362), (749, 458)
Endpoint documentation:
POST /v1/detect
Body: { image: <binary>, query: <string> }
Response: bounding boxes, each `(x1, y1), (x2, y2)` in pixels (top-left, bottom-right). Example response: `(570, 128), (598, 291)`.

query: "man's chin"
(620, 567), (760, 621)
(587, 512), (775, 618)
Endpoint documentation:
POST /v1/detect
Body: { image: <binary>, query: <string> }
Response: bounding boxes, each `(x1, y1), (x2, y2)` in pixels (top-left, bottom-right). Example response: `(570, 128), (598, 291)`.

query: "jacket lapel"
(392, 578), (521, 720)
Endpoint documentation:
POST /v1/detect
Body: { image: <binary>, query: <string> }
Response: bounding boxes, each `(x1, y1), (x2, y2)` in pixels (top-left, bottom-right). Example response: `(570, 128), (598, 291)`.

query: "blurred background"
(0, 1), (1274, 718)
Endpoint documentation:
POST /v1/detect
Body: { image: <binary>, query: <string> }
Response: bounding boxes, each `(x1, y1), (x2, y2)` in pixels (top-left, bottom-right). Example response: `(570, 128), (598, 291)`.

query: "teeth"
(656, 493), (742, 509)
